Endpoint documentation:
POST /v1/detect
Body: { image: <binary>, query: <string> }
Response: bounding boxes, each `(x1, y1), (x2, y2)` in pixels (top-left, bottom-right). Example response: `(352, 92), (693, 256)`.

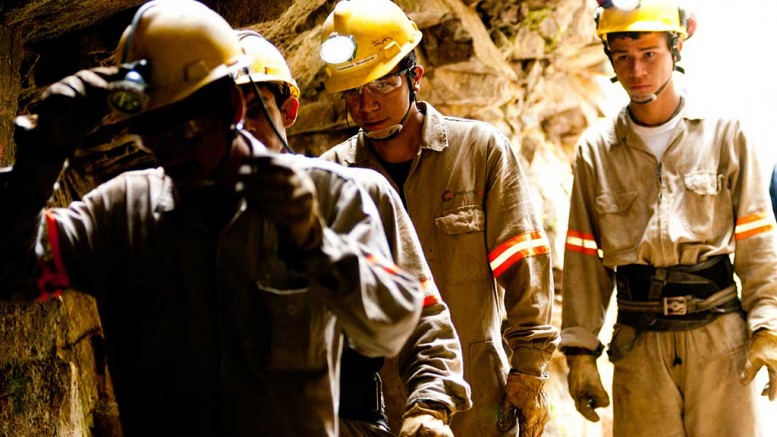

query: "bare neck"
(369, 105), (425, 163)
(628, 88), (684, 127)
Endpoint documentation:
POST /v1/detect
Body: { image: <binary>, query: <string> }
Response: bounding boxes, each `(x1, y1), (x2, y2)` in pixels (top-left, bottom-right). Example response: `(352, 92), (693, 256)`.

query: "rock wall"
(0, 1), (613, 434)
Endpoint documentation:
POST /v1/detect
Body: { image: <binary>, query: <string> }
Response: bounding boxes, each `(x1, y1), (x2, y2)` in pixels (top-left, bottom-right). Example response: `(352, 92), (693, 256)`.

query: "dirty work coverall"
(562, 100), (777, 436)
(338, 167), (472, 437)
(321, 102), (559, 437)
(0, 149), (423, 437)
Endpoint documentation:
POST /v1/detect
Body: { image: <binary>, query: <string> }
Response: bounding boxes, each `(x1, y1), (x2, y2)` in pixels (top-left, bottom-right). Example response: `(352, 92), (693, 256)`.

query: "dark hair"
(399, 50), (418, 79)
(604, 31), (682, 63)
(398, 50), (419, 102)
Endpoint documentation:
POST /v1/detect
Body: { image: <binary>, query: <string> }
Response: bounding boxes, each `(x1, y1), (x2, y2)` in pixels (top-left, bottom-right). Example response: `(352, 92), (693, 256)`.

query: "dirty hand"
(399, 401), (453, 437)
(23, 67), (117, 161)
(498, 372), (549, 437)
(566, 355), (610, 422)
(741, 329), (777, 400)
(237, 155), (323, 251)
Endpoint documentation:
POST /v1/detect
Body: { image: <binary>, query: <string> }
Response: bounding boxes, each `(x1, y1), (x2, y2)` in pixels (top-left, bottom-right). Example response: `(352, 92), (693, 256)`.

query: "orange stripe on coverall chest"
(565, 229), (599, 256)
(735, 212), (775, 240)
(488, 230), (550, 278)
(36, 210), (70, 302)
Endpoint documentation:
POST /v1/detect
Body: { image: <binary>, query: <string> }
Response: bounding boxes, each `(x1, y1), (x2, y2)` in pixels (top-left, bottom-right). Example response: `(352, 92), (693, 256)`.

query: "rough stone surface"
(0, 0), (612, 434)
(0, 25), (22, 167)
(0, 294), (121, 436)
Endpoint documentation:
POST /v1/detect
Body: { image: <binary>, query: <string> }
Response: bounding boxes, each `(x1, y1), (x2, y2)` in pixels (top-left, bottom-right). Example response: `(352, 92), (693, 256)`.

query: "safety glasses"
(341, 68), (409, 102)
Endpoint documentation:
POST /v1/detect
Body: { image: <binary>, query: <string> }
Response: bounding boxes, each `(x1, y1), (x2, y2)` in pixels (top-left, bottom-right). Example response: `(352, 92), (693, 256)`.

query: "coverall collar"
(345, 101), (449, 166)
(612, 91), (705, 151)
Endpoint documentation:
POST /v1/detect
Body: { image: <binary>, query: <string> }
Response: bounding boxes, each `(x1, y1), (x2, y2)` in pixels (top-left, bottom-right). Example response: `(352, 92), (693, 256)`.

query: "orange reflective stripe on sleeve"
(735, 212), (775, 240)
(365, 252), (402, 276)
(489, 230), (550, 278)
(420, 277), (440, 307)
(565, 230), (599, 256)
(35, 210), (70, 302)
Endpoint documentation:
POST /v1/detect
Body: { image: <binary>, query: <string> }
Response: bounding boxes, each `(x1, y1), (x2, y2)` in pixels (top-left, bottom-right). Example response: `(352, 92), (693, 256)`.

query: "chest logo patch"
(441, 189), (479, 202)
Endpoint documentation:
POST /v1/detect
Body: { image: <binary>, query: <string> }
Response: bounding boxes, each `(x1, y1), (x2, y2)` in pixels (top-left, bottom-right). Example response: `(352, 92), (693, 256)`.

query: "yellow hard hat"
(233, 30), (300, 99)
(319, 0), (422, 93)
(113, 0), (250, 113)
(596, 0), (688, 42)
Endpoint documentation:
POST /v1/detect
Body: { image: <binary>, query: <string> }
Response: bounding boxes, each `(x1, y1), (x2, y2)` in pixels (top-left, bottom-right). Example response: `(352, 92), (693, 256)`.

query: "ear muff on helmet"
(108, 0), (249, 117)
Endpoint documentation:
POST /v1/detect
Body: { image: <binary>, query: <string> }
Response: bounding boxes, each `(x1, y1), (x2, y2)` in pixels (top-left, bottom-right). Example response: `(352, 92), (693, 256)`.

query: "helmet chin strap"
(629, 70), (674, 105)
(364, 70), (417, 142)
(364, 99), (412, 142)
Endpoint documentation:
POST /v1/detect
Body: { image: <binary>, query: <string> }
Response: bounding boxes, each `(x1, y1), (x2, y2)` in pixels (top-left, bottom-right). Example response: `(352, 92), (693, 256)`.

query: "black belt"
(616, 255), (734, 301)
(614, 256), (741, 330)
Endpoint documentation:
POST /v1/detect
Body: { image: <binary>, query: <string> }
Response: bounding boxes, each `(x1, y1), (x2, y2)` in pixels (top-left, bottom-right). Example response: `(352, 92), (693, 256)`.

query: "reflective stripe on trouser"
(339, 418), (395, 437)
(611, 313), (763, 437)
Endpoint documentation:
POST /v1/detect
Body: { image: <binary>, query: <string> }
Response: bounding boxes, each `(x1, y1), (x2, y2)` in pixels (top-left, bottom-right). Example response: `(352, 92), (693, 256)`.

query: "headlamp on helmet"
(595, 0), (688, 42)
(108, 0), (249, 116)
(320, 33), (357, 65)
(319, 0), (422, 93)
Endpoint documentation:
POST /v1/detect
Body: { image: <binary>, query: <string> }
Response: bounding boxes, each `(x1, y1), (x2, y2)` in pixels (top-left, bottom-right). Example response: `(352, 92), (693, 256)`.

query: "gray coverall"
(562, 99), (777, 436)
(0, 147), (423, 437)
(321, 102), (559, 437)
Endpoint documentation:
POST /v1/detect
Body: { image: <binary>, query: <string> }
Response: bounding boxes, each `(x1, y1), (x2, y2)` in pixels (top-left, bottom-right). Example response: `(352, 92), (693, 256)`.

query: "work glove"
(237, 155), (324, 252)
(17, 67), (117, 165)
(741, 329), (777, 400)
(399, 401), (453, 437)
(498, 372), (549, 437)
(566, 355), (610, 422)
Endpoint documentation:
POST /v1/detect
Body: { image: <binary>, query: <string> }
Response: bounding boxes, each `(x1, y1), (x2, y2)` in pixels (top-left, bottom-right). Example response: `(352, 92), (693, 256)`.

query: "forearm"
(502, 254), (559, 376)
(0, 121), (68, 296)
(307, 228), (422, 357)
(399, 301), (472, 413)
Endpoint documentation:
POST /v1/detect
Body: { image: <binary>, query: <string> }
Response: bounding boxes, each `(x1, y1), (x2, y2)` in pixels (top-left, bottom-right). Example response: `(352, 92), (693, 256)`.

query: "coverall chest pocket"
(434, 205), (490, 283)
(679, 171), (731, 241)
(595, 191), (641, 256)
(256, 286), (328, 371)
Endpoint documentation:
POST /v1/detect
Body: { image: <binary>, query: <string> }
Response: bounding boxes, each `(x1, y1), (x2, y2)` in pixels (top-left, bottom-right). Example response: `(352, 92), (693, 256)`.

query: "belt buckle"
(663, 296), (688, 316)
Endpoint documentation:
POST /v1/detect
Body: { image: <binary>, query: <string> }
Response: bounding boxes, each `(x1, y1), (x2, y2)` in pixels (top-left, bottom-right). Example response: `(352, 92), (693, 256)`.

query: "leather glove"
(399, 401), (453, 437)
(17, 67), (117, 164)
(498, 372), (549, 437)
(741, 329), (777, 400)
(566, 354), (610, 422)
(237, 155), (323, 251)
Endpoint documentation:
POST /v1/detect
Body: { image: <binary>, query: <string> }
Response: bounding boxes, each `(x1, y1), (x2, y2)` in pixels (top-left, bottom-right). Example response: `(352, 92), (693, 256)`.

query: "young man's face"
(608, 32), (677, 102)
(342, 67), (414, 134)
(241, 85), (290, 153)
